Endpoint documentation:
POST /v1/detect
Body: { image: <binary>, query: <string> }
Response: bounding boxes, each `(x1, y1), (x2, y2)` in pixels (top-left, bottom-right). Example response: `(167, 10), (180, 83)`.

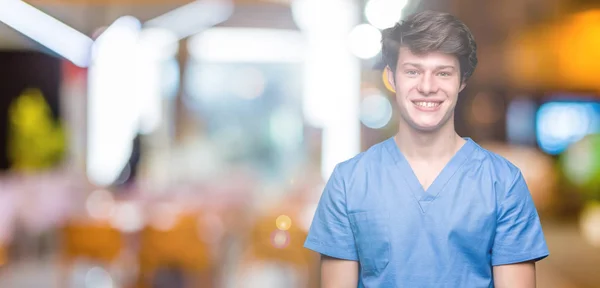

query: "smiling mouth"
(412, 101), (443, 108)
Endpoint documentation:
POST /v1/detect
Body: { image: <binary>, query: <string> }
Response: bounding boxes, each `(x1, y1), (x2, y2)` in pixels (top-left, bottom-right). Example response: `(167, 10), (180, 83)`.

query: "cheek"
(439, 82), (461, 99)
(396, 80), (419, 97)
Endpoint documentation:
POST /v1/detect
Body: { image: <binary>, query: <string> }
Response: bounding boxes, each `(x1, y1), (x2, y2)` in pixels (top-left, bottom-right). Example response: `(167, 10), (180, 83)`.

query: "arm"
(491, 170), (548, 287)
(493, 261), (536, 288)
(321, 255), (359, 288)
(303, 164), (360, 288)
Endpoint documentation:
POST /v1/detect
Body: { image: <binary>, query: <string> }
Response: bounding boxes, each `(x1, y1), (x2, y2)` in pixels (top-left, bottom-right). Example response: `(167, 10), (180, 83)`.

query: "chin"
(408, 114), (446, 130)
(410, 121), (444, 132)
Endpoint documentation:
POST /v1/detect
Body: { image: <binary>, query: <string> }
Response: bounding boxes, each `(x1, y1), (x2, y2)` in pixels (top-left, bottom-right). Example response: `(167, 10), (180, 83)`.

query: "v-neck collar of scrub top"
(384, 136), (477, 214)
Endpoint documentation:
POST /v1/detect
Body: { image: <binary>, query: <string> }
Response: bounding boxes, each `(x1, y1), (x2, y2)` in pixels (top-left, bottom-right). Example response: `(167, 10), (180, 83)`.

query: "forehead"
(397, 47), (459, 68)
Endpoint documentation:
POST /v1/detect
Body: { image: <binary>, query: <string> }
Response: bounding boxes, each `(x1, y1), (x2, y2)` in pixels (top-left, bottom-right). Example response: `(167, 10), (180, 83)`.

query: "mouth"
(411, 100), (444, 111)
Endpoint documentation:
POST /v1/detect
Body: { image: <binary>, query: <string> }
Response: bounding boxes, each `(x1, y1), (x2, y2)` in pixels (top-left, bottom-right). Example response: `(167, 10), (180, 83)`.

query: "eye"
(405, 70), (419, 76)
(437, 71), (452, 77)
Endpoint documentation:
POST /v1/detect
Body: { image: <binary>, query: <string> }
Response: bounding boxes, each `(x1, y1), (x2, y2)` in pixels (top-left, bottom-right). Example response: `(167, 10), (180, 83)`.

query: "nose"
(417, 73), (438, 95)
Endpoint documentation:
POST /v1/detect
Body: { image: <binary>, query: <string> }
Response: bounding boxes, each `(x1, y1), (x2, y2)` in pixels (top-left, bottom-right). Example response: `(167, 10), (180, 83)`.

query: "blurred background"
(0, 0), (599, 287)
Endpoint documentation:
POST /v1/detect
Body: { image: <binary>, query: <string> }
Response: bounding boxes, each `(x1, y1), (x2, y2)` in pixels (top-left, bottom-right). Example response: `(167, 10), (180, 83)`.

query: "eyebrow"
(402, 63), (456, 70)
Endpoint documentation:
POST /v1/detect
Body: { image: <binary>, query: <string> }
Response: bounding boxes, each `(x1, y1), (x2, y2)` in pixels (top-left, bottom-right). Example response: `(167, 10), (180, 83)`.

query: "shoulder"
(333, 138), (393, 182)
(471, 142), (521, 177)
(468, 140), (527, 197)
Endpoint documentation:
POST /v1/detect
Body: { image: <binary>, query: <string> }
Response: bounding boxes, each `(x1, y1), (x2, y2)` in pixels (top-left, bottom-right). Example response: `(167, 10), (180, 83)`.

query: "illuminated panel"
(87, 16), (142, 186)
(0, 0), (93, 67)
(292, 0), (360, 180)
(536, 101), (600, 155)
(145, 0), (233, 40)
(506, 98), (537, 145)
(188, 28), (304, 63)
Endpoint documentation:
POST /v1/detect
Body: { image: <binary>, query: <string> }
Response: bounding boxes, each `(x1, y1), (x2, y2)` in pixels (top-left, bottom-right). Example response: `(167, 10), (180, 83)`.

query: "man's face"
(387, 47), (466, 132)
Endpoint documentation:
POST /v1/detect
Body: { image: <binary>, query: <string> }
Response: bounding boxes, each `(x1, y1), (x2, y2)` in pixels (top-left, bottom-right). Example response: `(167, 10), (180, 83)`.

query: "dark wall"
(0, 50), (61, 170)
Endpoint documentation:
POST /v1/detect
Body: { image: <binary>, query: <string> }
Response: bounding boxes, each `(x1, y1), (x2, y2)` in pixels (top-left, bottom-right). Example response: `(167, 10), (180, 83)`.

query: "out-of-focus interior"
(0, 0), (599, 287)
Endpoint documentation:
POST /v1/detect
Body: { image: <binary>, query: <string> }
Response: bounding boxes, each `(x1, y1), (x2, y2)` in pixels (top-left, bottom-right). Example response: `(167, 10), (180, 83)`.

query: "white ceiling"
(0, 1), (302, 52)
(0, 3), (185, 49)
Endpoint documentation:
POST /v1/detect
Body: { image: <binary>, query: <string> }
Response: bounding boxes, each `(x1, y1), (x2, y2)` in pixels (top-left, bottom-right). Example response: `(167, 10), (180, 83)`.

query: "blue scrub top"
(304, 137), (549, 287)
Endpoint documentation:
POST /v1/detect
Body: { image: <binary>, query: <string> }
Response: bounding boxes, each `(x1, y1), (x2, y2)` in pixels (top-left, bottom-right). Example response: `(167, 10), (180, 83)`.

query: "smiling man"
(304, 10), (549, 288)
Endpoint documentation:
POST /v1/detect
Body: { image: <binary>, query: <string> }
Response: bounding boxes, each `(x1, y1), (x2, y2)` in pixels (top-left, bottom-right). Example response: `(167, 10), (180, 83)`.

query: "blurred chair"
(236, 210), (319, 288)
(136, 212), (215, 288)
(0, 243), (6, 268)
(60, 220), (124, 287)
(61, 221), (123, 263)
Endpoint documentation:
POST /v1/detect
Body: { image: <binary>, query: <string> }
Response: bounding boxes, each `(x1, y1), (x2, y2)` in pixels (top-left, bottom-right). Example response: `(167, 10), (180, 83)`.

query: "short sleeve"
(304, 165), (358, 261)
(491, 171), (549, 266)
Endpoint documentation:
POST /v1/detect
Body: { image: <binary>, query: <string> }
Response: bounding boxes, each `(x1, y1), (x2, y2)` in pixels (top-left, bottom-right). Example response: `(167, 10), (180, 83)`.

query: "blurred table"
(537, 219), (600, 288)
(1, 219), (599, 288)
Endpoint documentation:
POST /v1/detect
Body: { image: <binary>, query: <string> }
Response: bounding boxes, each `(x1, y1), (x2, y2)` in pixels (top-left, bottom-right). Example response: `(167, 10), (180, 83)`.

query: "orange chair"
(61, 221), (123, 263)
(0, 243), (6, 268)
(136, 212), (215, 288)
(60, 220), (124, 287)
(249, 214), (312, 266)
(239, 211), (320, 288)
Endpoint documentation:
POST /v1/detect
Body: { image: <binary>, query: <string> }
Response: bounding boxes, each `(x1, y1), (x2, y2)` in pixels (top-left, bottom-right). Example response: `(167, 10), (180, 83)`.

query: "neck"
(395, 118), (464, 161)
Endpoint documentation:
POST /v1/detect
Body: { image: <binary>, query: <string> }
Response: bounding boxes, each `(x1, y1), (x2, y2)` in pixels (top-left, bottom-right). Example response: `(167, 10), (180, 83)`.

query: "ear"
(385, 66), (396, 92)
(459, 81), (467, 93)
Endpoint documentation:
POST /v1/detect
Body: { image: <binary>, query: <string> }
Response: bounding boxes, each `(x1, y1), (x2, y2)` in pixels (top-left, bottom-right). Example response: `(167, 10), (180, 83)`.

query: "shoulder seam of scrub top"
(498, 169), (525, 211)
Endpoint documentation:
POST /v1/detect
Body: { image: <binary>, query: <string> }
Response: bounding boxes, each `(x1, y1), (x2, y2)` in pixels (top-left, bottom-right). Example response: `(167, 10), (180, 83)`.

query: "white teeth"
(414, 101), (440, 108)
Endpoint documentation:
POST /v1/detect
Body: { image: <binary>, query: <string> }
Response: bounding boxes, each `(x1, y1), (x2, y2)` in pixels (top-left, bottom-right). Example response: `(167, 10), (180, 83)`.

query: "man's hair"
(381, 10), (478, 82)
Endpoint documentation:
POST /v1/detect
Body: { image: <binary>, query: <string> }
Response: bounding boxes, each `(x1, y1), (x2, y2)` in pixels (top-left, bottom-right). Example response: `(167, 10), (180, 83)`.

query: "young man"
(304, 10), (549, 288)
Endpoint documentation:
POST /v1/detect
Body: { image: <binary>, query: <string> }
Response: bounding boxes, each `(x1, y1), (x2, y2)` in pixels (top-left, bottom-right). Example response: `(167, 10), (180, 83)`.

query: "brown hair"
(381, 10), (478, 82)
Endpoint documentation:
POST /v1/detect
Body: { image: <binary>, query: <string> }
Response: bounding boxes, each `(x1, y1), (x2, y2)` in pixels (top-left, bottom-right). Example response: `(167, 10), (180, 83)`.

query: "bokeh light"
(109, 202), (144, 233)
(365, 0), (408, 30)
(360, 93), (393, 129)
(348, 24), (382, 59)
(561, 134), (600, 190)
(86, 190), (115, 220)
(291, 0), (356, 32)
(580, 202), (600, 248)
(536, 101), (600, 155)
(275, 215), (292, 231)
(270, 230), (290, 249)
(149, 202), (180, 231)
(85, 266), (114, 288)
